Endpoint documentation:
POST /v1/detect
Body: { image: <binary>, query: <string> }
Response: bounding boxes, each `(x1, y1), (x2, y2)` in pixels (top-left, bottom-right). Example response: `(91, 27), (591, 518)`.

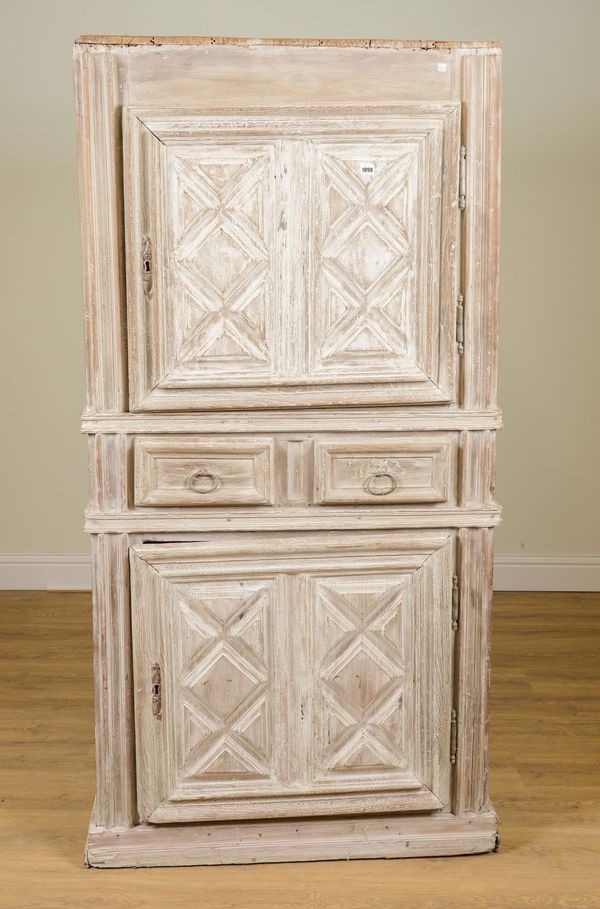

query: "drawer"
(315, 438), (451, 505)
(134, 437), (274, 506)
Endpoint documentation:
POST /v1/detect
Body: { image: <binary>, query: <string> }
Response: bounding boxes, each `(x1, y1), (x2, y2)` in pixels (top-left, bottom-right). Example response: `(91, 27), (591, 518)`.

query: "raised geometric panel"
(176, 580), (273, 783)
(330, 644), (395, 711)
(166, 147), (277, 382)
(309, 143), (421, 378)
(336, 223), (398, 292)
(310, 575), (410, 779)
(187, 651), (259, 719)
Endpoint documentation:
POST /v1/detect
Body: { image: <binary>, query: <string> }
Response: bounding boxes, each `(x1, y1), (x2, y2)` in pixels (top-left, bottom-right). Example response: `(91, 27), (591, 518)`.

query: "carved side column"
(453, 526), (495, 815)
(91, 533), (136, 828)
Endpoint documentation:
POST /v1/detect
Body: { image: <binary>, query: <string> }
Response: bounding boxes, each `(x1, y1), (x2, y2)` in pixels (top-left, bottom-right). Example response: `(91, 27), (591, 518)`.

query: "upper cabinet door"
(124, 105), (460, 411)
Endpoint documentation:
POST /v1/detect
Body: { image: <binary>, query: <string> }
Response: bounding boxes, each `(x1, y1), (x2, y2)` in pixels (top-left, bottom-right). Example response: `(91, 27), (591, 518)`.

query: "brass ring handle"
(364, 473), (397, 496)
(187, 471), (220, 495)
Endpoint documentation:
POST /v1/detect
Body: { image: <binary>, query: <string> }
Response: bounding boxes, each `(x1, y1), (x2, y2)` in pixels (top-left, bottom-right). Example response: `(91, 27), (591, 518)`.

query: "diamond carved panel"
(310, 144), (422, 377)
(312, 575), (410, 777)
(166, 147), (277, 381)
(175, 580), (273, 782)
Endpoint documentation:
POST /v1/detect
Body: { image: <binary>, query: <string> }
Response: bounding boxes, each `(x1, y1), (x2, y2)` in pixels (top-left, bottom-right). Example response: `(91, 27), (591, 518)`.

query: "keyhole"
(143, 260), (151, 272)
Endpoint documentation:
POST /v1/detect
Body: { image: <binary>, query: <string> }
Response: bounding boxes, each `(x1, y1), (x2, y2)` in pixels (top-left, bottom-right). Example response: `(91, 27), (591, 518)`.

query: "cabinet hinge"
(458, 146), (467, 210)
(456, 295), (464, 356)
(452, 574), (460, 630)
(142, 236), (153, 295)
(450, 708), (458, 764)
(151, 662), (162, 719)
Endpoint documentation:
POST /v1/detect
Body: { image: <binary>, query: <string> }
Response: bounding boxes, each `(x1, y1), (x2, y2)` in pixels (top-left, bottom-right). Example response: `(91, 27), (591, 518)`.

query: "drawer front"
(316, 438), (451, 505)
(134, 437), (274, 506)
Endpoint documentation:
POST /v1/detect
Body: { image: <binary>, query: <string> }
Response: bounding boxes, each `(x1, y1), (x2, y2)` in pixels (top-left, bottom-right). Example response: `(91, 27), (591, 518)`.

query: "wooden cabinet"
(75, 36), (502, 868)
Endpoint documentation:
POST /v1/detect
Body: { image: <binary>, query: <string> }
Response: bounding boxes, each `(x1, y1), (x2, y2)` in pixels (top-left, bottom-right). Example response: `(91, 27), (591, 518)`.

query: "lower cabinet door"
(130, 530), (454, 823)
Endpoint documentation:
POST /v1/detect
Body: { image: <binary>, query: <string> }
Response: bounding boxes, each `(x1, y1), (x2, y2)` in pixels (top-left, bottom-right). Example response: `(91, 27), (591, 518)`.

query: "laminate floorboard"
(0, 591), (598, 908)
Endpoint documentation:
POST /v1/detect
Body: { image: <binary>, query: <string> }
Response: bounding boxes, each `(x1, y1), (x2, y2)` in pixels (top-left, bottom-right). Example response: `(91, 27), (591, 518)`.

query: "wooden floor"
(0, 591), (598, 908)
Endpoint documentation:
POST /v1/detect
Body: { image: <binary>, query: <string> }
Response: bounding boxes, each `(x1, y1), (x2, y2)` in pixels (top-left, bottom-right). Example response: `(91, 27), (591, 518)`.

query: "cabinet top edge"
(74, 35), (501, 51)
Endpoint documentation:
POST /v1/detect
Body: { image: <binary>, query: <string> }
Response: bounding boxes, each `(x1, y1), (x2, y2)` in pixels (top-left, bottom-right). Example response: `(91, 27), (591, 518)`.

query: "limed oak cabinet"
(74, 36), (502, 867)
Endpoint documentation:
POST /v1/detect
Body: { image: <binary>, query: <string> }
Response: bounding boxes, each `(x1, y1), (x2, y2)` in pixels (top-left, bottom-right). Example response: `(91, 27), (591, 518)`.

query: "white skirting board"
(0, 554), (92, 591)
(0, 553), (599, 592)
(493, 554), (600, 592)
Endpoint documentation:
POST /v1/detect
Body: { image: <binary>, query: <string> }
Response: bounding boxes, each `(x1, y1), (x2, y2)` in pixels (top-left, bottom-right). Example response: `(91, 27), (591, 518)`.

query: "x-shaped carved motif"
(318, 581), (407, 769)
(178, 585), (271, 778)
(172, 154), (270, 362)
(320, 154), (414, 357)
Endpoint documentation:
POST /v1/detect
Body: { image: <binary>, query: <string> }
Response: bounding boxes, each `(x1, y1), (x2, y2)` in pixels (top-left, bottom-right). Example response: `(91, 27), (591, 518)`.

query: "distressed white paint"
(74, 36), (502, 866)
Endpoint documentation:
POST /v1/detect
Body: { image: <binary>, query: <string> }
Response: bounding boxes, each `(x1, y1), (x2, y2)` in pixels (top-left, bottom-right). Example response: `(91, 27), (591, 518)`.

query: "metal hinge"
(151, 662), (162, 719)
(142, 236), (153, 295)
(456, 295), (464, 356)
(458, 146), (467, 210)
(450, 708), (458, 764)
(452, 574), (460, 630)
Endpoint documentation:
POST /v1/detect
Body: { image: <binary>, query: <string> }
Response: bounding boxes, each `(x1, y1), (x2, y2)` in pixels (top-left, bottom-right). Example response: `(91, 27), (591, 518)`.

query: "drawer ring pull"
(364, 473), (397, 496)
(187, 471), (220, 495)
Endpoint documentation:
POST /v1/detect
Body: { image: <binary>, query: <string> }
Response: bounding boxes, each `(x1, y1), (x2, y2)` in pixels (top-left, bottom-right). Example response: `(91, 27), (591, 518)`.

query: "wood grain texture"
(94, 430), (466, 513)
(87, 434), (128, 513)
(86, 429), (508, 526)
(315, 436), (453, 504)
(76, 36), (501, 48)
(75, 39), (503, 868)
(124, 104), (460, 411)
(84, 507), (501, 533)
(90, 535), (136, 828)
(73, 47), (127, 414)
(134, 436), (275, 507)
(1, 592), (599, 904)
(86, 812), (495, 866)
(130, 531), (452, 823)
(453, 528), (495, 815)
(81, 409), (503, 433)
(460, 52), (502, 410)
(459, 429), (496, 507)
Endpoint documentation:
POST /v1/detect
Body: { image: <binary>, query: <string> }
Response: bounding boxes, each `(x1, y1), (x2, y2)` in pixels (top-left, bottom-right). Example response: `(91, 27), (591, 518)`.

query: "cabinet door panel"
(131, 557), (293, 822)
(301, 538), (452, 799)
(307, 573), (419, 786)
(131, 531), (453, 823)
(125, 106), (460, 411)
(308, 135), (442, 385)
(164, 143), (281, 383)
